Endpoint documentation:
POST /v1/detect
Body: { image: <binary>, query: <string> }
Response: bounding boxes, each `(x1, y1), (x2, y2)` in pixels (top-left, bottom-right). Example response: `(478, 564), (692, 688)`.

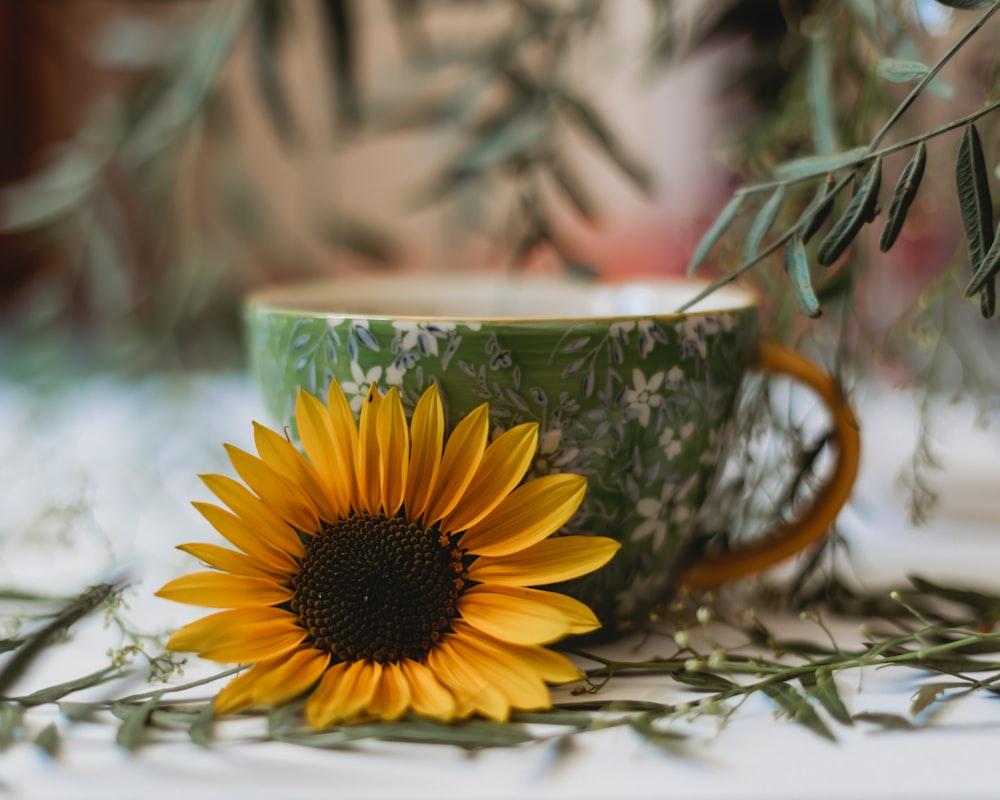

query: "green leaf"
(772, 147), (867, 180)
(559, 93), (653, 194)
(817, 157), (882, 266)
(627, 715), (688, 752)
(763, 684), (836, 742)
(910, 683), (955, 716)
(784, 236), (821, 318)
(797, 176), (835, 243)
(0, 639), (23, 655)
(687, 194), (745, 275)
(908, 575), (1000, 620)
(853, 711), (914, 731)
(0, 582), (119, 697)
(13, 666), (122, 706)
(955, 124), (994, 272)
(189, 700), (216, 747)
(252, 0), (297, 146)
(34, 722), (60, 758)
(880, 142), (927, 252)
(318, 0), (361, 129)
(931, 0), (995, 9)
(965, 221), (1000, 297)
(548, 157), (597, 221)
(744, 186), (785, 262)
(876, 58), (931, 83)
(115, 693), (163, 752)
(671, 670), (737, 692)
(280, 717), (537, 749)
(813, 670), (852, 725)
(980, 280), (996, 318)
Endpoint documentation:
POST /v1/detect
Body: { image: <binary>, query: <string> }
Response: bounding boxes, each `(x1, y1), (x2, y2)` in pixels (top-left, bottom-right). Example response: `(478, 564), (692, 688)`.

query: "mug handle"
(680, 342), (861, 589)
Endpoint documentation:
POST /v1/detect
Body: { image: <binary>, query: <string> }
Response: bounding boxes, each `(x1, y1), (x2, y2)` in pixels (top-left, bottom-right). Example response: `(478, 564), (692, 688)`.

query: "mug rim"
(245, 275), (757, 324)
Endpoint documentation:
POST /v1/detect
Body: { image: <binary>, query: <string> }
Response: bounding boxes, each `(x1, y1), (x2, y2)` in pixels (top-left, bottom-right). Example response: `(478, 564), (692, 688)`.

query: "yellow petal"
(459, 474), (587, 556)
(440, 422), (538, 534)
(156, 572), (292, 608)
(200, 474), (305, 559)
(253, 421), (339, 523)
(251, 648), (331, 708)
(447, 630), (551, 711)
(451, 620), (582, 684)
(368, 661), (411, 722)
(325, 380), (361, 509)
(225, 444), (320, 535)
(423, 404), (489, 524)
(176, 542), (286, 580)
(296, 389), (353, 518)
(305, 661), (349, 729)
(457, 585), (570, 645)
(427, 637), (509, 721)
(467, 536), (620, 587)
(192, 502), (299, 575)
(376, 387), (409, 517)
(166, 607), (305, 663)
(403, 385), (444, 522)
(336, 660), (382, 722)
(214, 665), (262, 716)
(398, 659), (455, 722)
(356, 385), (383, 514)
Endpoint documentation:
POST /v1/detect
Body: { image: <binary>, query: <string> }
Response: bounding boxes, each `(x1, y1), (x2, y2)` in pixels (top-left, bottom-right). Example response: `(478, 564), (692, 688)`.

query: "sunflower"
(157, 381), (619, 727)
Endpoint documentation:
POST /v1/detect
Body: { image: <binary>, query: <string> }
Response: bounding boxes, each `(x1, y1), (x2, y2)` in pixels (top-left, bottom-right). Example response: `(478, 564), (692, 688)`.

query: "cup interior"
(248, 276), (755, 321)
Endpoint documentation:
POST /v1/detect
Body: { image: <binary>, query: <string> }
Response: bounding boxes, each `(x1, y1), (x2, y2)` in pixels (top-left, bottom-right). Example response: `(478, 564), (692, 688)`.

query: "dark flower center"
(291, 513), (467, 664)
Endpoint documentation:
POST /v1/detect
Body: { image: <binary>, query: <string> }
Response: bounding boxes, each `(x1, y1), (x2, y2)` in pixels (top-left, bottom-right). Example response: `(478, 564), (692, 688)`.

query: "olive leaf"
(880, 142), (927, 252)
(817, 156), (882, 266)
(763, 683), (837, 742)
(784, 235), (821, 318)
(773, 147), (868, 180)
(115, 693), (164, 752)
(955, 124), (994, 274)
(876, 58), (931, 83)
(965, 221), (1000, 297)
(932, 0), (996, 9)
(797, 175), (835, 243)
(744, 185), (785, 262)
(687, 194), (745, 275)
(34, 723), (61, 758)
(252, 0), (298, 145)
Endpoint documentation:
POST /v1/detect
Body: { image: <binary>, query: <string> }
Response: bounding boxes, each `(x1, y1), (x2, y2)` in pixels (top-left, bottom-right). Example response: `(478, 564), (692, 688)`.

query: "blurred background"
(0, 0), (998, 387)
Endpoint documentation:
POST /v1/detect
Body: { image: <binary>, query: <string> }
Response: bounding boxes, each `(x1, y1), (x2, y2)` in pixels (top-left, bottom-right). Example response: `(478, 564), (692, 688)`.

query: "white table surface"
(2, 371), (999, 800)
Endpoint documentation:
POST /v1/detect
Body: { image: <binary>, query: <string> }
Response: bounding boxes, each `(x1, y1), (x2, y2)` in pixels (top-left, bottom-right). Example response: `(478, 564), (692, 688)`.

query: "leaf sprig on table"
(2, 573), (998, 754)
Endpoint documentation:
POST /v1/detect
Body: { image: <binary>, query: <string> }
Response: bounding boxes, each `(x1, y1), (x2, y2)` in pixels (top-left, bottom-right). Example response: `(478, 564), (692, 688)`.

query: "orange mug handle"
(681, 342), (861, 589)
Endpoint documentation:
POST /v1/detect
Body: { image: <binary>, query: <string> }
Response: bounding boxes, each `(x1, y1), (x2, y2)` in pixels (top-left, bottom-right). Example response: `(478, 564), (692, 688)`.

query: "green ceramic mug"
(245, 276), (859, 630)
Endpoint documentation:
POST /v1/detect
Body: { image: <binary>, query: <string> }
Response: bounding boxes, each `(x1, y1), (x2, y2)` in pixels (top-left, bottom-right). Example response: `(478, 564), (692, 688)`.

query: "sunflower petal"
(192, 502), (299, 574)
(166, 607), (305, 663)
(459, 474), (587, 556)
(457, 585), (570, 645)
(176, 542), (285, 580)
(200, 474), (305, 559)
(427, 638), (509, 721)
(376, 388), (409, 517)
(447, 629), (551, 710)
(305, 661), (349, 729)
(325, 380), (360, 509)
(156, 572), (292, 608)
(356, 384), (383, 514)
(368, 661), (411, 722)
(251, 648), (331, 708)
(451, 621), (583, 684)
(225, 444), (320, 535)
(403, 385), (444, 522)
(296, 389), (353, 518)
(214, 666), (262, 716)
(253, 422), (339, 522)
(337, 659), (382, 722)
(468, 536), (620, 587)
(440, 422), (538, 534)
(424, 404), (489, 524)
(398, 659), (456, 722)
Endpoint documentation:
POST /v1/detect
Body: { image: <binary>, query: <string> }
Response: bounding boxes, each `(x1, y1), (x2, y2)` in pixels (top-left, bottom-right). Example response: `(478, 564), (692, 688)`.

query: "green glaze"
(245, 282), (759, 630)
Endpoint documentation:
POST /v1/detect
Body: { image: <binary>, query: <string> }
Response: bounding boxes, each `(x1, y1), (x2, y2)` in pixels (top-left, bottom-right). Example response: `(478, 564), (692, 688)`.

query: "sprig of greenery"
(683, 0), (1000, 319)
(2, 574), (998, 754)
